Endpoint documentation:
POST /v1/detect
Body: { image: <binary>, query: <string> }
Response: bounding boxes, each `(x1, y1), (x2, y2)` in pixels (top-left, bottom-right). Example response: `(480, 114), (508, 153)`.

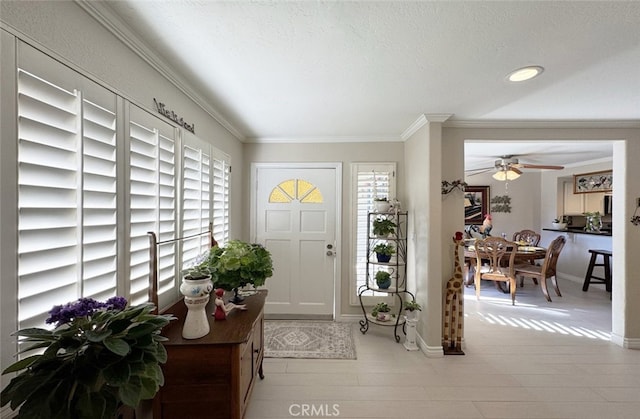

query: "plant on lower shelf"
(0, 297), (175, 419)
(371, 302), (391, 317)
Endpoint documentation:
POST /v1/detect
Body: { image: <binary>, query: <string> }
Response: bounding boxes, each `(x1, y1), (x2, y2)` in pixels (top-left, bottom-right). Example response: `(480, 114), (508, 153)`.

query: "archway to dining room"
(447, 134), (633, 349)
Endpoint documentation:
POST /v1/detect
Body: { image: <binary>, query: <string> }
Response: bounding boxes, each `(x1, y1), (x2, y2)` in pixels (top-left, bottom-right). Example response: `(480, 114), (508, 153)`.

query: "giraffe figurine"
(442, 231), (465, 355)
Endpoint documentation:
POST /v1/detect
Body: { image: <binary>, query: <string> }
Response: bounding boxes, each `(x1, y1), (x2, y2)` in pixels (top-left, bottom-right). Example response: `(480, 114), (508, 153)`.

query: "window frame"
(350, 162), (397, 306)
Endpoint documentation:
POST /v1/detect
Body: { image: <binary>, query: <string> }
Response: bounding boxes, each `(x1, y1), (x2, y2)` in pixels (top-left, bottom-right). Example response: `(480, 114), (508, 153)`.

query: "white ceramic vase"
(180, 277), (213, 339)
(374, 200), (391, 213)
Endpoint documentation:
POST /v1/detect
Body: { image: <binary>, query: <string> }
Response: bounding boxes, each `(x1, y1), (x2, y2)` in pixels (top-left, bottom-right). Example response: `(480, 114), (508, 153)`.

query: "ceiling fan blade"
(465, 166), (494, 173)
(465, 168), (493, 176)
(521, 164), (564, 170)
(511, 167), (523, 175)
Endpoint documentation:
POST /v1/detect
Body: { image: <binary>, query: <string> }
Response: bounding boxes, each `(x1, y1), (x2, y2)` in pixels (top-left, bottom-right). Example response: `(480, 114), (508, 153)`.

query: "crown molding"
(75, 0), (245, 141)
(401, 114), (427, 141)
(443, 119), (640, 129)
(401, 114), (454, 141)
(425, 113), (453, 123)
(246, 135), (402, 144)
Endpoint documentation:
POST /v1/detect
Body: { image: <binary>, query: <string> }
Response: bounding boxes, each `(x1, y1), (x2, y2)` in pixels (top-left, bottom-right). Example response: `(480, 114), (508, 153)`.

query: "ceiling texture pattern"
(91, 1), (639, 167)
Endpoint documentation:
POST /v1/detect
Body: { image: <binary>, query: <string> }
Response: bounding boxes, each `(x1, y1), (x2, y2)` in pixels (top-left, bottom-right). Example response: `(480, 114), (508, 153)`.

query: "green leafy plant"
(373, 197), (388, 202)
(205, 240), (274, 291)
(373, 243), (395, 256)
(404, 300), (422, 311)
(375, 270), (392, 288)
(1, 297), (175, 419)
(372, 217), (397, 236)
(371, 302), (391, 317)
(182, 251), (212, 280)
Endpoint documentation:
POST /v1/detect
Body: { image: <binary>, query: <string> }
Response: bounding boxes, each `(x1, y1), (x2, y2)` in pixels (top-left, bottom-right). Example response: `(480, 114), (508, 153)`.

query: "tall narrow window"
(351, 163), (396, 304)
(81, 98), (118, 302)
(212, 149), (231, 246)
(16, 66), (118, 332)
(128, 106), (176, 308)
(182, 142), (211, 269)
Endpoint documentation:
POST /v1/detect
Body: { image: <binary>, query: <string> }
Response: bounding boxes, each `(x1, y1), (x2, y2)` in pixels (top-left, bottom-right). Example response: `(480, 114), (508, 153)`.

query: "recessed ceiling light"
(506, 66), (544, 82)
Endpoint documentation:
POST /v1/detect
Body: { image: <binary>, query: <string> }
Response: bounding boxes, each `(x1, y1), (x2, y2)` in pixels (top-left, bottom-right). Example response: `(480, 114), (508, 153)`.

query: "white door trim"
(250, 162), (342, 318)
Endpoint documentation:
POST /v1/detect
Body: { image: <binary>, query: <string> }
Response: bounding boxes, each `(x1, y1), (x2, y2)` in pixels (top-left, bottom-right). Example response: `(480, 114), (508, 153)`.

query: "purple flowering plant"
(1, 297), (175, 419)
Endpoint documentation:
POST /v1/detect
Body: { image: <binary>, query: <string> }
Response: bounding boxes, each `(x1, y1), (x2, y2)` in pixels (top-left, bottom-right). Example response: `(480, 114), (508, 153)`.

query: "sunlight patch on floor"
(470, 310), (611, 341)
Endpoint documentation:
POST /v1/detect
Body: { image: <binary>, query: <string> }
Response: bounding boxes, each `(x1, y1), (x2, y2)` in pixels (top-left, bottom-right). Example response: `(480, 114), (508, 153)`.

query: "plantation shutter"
(181, 136), (211, 270)
(128, 106), (177, 308)
(82, 98), (118, 301)
(351, 163), (396, 303)
(212, 149), (230, 246)
(16, 45), (118, 331)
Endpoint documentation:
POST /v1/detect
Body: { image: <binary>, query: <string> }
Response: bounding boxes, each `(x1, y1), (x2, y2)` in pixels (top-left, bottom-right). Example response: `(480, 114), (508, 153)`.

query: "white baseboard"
(417, 333), (444, 358)
(611, 333), (640, 349)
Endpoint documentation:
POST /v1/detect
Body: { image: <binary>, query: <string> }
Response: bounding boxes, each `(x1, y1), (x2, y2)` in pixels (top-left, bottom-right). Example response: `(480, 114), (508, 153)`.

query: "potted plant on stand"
(374, 270), (392, 289)
(403, 300), (422, 321)
(373, 242), (395, 263)
(371, 302), (392, 322)
(402, 300), (421, 351)
(205, 240), (274, 304)
(1, 297), (175, 419)
(180, 257), (214, 339)
(372, 217), (396, 237)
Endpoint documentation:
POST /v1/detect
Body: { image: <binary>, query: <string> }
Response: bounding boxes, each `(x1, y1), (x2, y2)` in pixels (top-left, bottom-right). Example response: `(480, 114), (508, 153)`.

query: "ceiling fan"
(466, 155), (564, 181)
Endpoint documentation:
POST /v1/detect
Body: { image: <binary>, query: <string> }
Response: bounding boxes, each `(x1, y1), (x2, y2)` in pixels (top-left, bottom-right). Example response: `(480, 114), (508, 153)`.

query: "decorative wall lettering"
(153, 98), (195, 133)
(490, 195), (511, 213)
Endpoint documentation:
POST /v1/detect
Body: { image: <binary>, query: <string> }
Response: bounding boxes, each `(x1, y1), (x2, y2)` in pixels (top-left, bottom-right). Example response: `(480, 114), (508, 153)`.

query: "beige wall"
(243, 142), (405, 316)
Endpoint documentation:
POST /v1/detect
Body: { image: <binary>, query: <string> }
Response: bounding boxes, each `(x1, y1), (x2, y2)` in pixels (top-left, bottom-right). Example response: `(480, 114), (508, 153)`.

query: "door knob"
(326, 250), (335, 256)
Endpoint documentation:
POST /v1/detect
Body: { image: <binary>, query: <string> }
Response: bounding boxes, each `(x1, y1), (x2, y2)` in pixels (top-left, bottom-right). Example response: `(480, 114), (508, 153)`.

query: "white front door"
(252, 163), (340, 318)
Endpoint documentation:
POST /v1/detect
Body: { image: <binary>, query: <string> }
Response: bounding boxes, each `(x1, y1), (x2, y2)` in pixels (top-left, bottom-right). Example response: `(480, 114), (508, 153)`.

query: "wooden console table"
(153, 290), (267, 419)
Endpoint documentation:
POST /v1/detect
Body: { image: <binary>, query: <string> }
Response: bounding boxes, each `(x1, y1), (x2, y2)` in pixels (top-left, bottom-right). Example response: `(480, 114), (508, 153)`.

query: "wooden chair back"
(512, 229), (541, 246)
(473, 237), (518, 305)
(514, 235), (566, 302)
(540, 235), (566, 278)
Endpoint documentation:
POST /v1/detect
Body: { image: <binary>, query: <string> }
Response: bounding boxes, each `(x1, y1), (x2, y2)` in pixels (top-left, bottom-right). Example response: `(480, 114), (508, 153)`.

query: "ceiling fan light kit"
(492, 169), (521, 181)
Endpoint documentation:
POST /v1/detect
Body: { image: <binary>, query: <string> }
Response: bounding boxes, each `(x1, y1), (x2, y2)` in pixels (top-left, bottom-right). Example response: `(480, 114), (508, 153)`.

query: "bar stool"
(582, 249), (612, 292)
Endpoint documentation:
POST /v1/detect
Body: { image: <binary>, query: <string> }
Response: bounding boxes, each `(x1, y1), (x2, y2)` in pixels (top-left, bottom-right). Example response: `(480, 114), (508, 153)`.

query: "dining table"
(463, 243), (547, 288)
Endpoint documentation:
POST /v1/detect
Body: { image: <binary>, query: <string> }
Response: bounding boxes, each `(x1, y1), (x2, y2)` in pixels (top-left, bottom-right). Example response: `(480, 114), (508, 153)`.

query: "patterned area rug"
(264, 321), (357, 359)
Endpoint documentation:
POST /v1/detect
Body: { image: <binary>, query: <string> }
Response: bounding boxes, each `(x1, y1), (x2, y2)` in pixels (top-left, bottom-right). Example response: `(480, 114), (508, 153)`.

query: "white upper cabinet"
(563, 181), (604, 215)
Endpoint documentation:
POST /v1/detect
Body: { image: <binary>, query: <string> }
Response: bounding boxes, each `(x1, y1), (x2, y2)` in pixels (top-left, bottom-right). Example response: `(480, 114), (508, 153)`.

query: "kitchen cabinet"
(563, 182), (603, 215)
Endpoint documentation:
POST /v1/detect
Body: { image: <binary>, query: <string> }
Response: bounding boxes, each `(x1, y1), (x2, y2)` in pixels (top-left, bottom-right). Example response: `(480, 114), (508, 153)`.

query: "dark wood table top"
(160, 289), (267, 346)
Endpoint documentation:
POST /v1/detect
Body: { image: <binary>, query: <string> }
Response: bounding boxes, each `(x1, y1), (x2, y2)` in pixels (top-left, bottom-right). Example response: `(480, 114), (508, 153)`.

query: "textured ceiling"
(95, 1), (636, 165)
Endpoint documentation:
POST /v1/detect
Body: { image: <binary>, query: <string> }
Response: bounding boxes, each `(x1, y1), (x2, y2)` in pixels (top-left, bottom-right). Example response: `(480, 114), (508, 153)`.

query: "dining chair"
(514, 235), (566, 302)
(473, 237), (518, 305)
(512, 229), (541, 246)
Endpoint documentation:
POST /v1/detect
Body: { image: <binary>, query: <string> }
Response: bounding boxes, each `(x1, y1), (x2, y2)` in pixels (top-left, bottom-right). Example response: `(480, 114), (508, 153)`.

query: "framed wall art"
(574, 170), (613, 194)
(464, 186), (490, 224)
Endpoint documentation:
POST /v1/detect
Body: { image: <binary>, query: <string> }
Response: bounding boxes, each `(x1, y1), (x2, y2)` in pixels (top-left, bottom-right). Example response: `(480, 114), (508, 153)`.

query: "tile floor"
(246, 279), (640, 418)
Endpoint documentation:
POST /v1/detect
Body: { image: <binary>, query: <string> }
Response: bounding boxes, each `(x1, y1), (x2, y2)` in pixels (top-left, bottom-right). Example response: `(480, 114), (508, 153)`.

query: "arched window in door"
(268, 179), (323, 203)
